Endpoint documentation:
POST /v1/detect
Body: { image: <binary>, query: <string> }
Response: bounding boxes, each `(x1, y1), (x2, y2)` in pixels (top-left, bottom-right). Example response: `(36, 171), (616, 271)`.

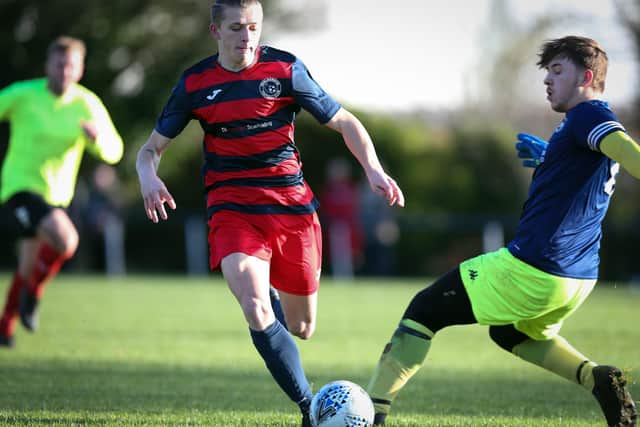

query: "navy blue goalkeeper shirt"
(508, 100), (626, 279)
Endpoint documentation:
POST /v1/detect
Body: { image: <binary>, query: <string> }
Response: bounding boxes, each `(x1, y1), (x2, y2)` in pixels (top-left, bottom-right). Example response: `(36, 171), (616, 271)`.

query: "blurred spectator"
(77, 164), (126, 275)
(319, 157), (363, 278)
(359, 177), (400, 276)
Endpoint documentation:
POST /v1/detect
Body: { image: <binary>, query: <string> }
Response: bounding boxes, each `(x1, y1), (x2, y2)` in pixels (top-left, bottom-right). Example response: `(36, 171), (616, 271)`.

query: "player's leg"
(0, 271), (21, 347)
(367, 267), (477, 425)
(33, 207), (78, 290)
(488, 273), (636, 427)
(490, 324), (597, 385)
(221, 253), (313, 425)
(494, 333), (636, 425)
(1, 192), (75, 342)
(269, 213), (321, 340)
(269, 286), (288, 330)
(0, 238), (36, 347)
(490, 326), (637, 426)
(19, 207), (78, 331)
(273, 291), (316, 427)
(267, 213), (322, 426)
(277, 291), (316, 340)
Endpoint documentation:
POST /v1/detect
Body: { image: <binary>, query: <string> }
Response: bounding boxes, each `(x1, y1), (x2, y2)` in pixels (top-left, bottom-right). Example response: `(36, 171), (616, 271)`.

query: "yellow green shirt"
(0, 78), (123, 206)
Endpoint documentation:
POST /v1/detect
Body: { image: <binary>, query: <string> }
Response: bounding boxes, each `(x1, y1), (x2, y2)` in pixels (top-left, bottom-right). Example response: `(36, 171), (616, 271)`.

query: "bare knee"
(242, 297), (274, 331)
(60, 228), (79, 258)
(47, 228), (78, 259)
(39, 210), (79, 258)
(288, 321), (315, 340)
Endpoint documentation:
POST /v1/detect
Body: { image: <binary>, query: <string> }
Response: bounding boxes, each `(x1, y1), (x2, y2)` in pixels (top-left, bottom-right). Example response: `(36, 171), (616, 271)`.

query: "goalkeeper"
(367, 36), (637, 427)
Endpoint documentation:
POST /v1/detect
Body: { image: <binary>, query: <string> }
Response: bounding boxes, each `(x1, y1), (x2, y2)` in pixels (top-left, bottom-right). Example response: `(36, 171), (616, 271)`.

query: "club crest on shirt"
(259, 77), (282, 99)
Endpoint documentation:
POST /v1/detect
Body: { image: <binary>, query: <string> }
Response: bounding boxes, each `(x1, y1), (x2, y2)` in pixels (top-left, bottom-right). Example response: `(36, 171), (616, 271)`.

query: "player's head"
(536, 36), (608, 112)
(45, 36), (86, 95)
(210, 0), (263, 71)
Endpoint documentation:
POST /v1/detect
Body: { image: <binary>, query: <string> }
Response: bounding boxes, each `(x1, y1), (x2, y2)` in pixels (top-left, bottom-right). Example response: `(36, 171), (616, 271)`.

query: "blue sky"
(271, 0), (637, 111)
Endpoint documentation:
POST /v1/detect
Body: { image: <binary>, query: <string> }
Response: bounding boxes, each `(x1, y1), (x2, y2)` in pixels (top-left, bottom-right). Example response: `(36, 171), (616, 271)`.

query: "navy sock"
(269, 287), (288, 330)
(250, 320), (312, 409)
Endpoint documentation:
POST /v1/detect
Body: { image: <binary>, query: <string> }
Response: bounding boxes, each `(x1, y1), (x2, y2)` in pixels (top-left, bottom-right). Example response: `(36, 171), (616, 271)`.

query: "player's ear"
(581, 68), (594, 88)
(209, 23), (221, 40)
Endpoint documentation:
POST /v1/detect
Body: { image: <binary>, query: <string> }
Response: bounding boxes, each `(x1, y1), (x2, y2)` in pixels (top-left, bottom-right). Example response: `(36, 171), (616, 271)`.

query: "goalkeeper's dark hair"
(537, 35), (608, 92)
(210, 0), (262, 25)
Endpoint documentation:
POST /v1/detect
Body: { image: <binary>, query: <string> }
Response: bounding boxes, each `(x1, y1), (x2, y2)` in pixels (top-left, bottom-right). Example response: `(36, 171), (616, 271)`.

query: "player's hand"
(139, 174), (176, 223)
(81, 121), (98, 142)
(516, 133), (548, 168)
(367, 169), (405, 207)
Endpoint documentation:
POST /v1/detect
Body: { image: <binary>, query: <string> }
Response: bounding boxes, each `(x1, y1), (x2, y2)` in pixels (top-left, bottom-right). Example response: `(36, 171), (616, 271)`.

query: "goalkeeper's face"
(210, 3), (263, 72)
(542, 55), (591, 113)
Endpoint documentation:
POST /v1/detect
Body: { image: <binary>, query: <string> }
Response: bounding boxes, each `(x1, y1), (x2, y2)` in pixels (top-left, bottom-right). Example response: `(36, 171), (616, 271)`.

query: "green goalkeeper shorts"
(460, 248), (596, 340)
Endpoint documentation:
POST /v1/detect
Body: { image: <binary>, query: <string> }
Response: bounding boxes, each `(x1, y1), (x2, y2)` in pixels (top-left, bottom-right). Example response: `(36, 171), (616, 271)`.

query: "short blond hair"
(210, 0), (261, 25)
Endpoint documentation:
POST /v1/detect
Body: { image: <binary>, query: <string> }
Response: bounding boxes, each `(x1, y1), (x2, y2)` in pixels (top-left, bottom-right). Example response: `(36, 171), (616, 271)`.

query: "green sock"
(512, 335), (597, 390)
(367, 319), (433, 415)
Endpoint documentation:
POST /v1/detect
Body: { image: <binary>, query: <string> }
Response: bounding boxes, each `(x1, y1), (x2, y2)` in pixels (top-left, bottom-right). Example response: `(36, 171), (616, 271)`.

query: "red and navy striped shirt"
(155, 46), (341, 219)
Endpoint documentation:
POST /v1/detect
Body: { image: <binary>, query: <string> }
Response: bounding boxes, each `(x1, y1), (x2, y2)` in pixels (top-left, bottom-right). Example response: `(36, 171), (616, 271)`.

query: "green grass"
(0, 274), (638, 426)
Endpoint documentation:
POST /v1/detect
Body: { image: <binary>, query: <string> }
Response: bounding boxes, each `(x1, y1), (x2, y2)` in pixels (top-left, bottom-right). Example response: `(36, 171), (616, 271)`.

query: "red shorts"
(208, 211), (322, 296)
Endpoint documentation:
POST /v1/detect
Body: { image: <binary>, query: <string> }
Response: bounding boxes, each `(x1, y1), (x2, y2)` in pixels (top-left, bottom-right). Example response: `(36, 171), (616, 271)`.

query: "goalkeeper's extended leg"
(490, 325), (637, 426)
(367, 319), (432, 425)
(368, 268), (477, 425)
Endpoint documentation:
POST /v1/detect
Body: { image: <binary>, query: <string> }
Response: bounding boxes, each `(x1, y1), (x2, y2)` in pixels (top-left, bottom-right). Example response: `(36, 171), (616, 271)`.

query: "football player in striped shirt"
(135, 1), (404, 425)
(367, 36), (638, 427)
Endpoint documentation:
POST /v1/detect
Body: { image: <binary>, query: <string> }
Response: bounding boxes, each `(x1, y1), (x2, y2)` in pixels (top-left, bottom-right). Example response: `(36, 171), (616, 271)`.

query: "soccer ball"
(309, 380), (375, 427)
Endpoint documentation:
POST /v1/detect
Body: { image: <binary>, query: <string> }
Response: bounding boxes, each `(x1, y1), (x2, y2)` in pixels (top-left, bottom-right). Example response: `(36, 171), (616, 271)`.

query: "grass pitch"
(0, 274), (638, 426)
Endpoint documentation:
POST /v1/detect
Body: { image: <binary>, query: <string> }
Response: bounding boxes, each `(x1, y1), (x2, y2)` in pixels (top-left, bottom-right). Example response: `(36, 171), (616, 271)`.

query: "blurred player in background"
(135, 1), (403, 425)
(0, 36), (123, 348)
(367, 36), (638, 427)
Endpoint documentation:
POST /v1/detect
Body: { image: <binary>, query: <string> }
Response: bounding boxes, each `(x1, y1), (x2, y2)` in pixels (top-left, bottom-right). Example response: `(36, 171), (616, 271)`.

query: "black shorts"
(3, 192), (55, 238)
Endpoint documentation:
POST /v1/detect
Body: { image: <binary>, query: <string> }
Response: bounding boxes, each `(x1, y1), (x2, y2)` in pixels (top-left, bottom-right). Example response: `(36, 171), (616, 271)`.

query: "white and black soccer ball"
(309, 380), (375, 427)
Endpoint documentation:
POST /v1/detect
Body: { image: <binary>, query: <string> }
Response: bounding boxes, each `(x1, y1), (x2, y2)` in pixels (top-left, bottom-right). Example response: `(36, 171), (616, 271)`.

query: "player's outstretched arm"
(324, 108), (405, 207)
(600, 131), (640, 179)
(136, 130), (176, 223)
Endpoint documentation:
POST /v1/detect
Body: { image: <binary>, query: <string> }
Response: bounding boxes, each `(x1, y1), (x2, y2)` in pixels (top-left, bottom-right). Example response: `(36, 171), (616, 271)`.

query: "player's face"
(211, 4), (263, 71)
(45, 50), (84, 95)
(542, 56), (585, 113)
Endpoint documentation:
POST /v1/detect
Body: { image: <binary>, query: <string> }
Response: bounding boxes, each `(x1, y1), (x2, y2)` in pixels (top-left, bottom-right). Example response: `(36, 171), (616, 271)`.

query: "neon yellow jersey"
(0, 78), (123, 206)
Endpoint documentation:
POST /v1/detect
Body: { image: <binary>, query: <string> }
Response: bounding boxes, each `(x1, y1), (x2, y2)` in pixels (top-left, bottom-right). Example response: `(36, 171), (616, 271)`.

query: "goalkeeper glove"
(516, 133), (548, 168)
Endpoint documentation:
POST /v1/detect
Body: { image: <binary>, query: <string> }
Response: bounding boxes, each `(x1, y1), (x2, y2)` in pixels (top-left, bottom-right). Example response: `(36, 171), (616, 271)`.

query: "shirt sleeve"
(600, 131), (640, 179)
(291, 58), (341, 124)
(155, 76), (193, 139)
(84, 91), (124, 164)
(571, 103), (626, 152)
